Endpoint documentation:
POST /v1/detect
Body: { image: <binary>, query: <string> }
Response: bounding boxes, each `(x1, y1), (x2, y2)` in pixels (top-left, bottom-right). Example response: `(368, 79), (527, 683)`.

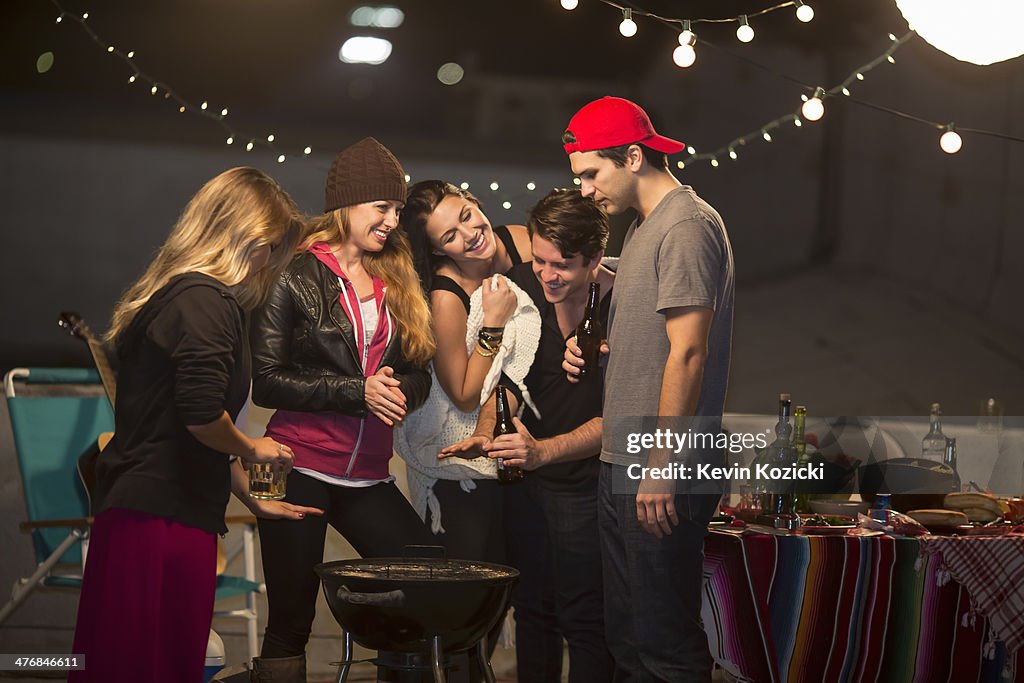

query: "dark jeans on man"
(505, 475), (613, 683)
(599, 462), (718, 683)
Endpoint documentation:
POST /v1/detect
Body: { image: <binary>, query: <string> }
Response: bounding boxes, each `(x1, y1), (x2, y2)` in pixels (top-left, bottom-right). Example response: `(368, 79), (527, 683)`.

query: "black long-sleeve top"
(95, 273), (250, 534)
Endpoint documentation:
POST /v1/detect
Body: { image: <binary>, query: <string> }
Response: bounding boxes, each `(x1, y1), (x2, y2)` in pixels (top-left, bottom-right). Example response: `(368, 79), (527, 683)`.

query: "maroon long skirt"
(69, 507), (217, 683)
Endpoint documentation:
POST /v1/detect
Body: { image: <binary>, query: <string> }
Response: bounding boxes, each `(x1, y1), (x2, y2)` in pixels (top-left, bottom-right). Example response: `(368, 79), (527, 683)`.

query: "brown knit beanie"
(324, 137), (407, 213)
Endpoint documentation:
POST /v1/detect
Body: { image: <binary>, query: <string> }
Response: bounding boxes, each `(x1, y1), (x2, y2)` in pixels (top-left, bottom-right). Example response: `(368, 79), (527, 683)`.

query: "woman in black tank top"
(399, 180), (532, 564)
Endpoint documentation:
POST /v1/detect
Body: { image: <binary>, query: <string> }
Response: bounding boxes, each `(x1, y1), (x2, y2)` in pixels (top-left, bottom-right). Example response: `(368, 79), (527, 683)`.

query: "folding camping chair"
(1, 367), (264, 660)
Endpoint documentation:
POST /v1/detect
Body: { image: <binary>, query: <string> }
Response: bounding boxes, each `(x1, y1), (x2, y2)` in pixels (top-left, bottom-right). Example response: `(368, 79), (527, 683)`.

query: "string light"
(793, 117), (803, 127)
(490, 182), (500, 191)
(728, 147), (738, 160)
(226, 136), (233, 145)
(619, 8), (637, 37)
(762, 129), (772, 142)
(939, 125), (962, 154)
(246, 141), (254, 152)
(794, 0), (814, 23)
(304, 146), (312, 155)
(801, 87), (826, 121)
(267, 134), (275, 142)
(736, 15), (754, 43)
(502, 201), (512, 209)
(201, 101), (208, 110)
(277, 155), (285, 163)
(560, 0), (579, 9)
(526, 181), (536, 191)
(710, 157), (720, 168)
(128, 75), (136, 83)
(460, 182), (470, 190)
(673, 20), (697, 68)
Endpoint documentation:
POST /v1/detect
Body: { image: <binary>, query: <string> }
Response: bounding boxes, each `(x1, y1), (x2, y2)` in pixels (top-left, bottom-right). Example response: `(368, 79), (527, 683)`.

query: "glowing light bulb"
(560, 0), (578, 9)
(502, 201), (512, 210)
(888, 33), (897, 41)
(710, 158), (720, 168)
(56, 15), (62, 23)
(842, 87), (851, 96)
(127, 51), (134, 58)
(573, 177), (581, 186)
(246, 141), (254, 152)
(150, 85), (158, 95)
(128, 75), (136, 83)
(795, 1), (814, 22)
(460, 182), (470, 190)
(728, 148), (738, 160)
(404, 174), (411, 182)
(619, 9), (637, 37)
(856, 72), (865, 80)
(267, 134), (275, 143)
(526, 181), (536, 191)
(896, 0), (1024, 65)
(490, 182), (500, 191)
(762, 129), (773, 142)
(82, 12), (89, 19)
(686, 145), (696, 155)
(221, 108), (228, 116)
(887, 55), (896, 64)
(678, 20), (695, 46)
(179, 106), (185, 113)
(107, 46), (114, 53)
(304, 146), (312, 155)
(736, 15), (754, 43)
(673, 44), (696, 67)
(940, 126), (962, 154)
(794, 118), (803, 127)
(201, 101), (208, 110)
(801, 87), (825, 121)
(277, 155), (286, 163)
(676, 160), (686, 169)
(226, 136), (234, 145)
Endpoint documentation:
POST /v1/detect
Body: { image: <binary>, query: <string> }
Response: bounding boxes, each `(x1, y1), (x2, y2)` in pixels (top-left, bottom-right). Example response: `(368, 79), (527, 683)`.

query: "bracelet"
(481, 326), (505, 333)
(475, 341), (499, 358)
(477, 336), (501, 354)
(478, 332), (503, 345)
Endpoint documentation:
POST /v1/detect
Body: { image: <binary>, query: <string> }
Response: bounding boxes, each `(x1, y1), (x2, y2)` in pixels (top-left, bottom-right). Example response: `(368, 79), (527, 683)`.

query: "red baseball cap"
(563, 96), (684, 155)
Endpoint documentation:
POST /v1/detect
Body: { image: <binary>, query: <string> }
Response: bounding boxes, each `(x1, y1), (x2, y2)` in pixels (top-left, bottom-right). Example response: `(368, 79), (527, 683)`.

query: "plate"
(809, 499), (871, 517)
(797, 524), (857, 535)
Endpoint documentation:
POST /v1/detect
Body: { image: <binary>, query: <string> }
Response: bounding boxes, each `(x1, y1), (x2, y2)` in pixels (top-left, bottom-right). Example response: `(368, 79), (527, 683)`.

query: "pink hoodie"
(265, 244), (396, 480)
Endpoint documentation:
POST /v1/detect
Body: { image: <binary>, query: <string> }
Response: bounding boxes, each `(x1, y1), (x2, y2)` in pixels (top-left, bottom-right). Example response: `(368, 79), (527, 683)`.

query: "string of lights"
(49, 0), (313, 163)
(564, 0), (1024, 163)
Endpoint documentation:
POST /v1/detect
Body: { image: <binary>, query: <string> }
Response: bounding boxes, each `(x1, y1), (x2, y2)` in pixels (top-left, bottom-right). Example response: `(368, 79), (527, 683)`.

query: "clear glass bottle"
(758, 394), (798, 527)
(921, 402), (947, 462)
(793, 405), (811, 514)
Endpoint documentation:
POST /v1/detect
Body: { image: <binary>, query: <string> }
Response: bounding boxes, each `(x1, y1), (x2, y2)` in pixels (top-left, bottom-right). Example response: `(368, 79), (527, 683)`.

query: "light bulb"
(710, 158), (720, 168)
(178, 106), (185, 113)
(277, 155), (286, 163)
(267, 134), (275, 142)
(676, 160), (686, 169)
(527, 182), (536, 191)
(762, 129), (773, 142)
(794, 1), (814, 22)
(201, 101), (208, 110)
(460, 182), (470, 190)
(502, 201), (512, 210)
(128, 75), (136, 83)
(246, 141), (254, 152)
(221, 108), (229, 116)
(150, 85), (158, 95)
(673, 44), (696, 68)
(404, 174), (411, 182)
(107, 46), (114, 53)
(940, 126), (962, 154)
(728, 148), (738, 160)
(304, 146), (312, 155)
(856, 72), (865, 80)
(736, 15), (754, 43)
(56, 15), (62, 23)
(687, 145), (696, 155)
(560, 0), (578, 9)
(887, 55), (896, 64)
(801, 87), (825, 121)
(619, 9), (637, 37)
(490, 182), (500, 191)
(226, 136), (234, 145)
(82, 12), (89, 19)
(678, 20), (695, 46)
(127, 51), (134, 58)
(794, 118), (803, 127)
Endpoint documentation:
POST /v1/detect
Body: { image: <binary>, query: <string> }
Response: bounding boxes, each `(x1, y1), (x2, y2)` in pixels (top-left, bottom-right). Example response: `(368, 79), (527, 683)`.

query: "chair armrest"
(20, 517), (93, 532)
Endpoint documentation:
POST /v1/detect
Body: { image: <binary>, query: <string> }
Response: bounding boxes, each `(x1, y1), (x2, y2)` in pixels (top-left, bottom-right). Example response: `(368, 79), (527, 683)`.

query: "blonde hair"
(107, 167), (301, 342)
(302, 209), (435, 365)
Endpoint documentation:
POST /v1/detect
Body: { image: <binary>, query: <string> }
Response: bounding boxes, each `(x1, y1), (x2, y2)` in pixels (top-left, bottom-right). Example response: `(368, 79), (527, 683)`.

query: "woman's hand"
(365, 366), (407, 426)
(242, 437), (294, 473)
(481, 275), (517, 327)
(248, 498), (324, 521)
(439, 434), (490, 459)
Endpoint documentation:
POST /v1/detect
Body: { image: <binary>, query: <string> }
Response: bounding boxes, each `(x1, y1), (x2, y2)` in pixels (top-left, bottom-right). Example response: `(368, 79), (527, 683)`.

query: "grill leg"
(476, 638), (497, 683)
(335, 630), (353, 683)
(430, 635), (447, 683)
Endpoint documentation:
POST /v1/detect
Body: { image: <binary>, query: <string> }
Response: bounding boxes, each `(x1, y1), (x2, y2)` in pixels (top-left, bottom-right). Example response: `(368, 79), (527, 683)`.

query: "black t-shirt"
(95, 273), (250, 534)
(504, 262), (611, 490)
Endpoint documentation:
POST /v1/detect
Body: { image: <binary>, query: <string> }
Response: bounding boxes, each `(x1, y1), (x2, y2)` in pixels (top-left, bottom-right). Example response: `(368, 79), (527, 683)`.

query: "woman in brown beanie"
(243, 138), (436, 681)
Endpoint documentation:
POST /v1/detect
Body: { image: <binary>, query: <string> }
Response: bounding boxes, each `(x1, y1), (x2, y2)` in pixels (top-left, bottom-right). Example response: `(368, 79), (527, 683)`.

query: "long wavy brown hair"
(302, 209), (435, 365)
(107, 167), (302, 342)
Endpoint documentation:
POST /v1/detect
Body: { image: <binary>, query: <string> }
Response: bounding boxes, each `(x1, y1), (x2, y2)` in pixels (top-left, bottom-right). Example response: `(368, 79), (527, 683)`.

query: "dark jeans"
(599, 462), (718, 683)
(505, 476), (613, 683)
(428, 478), (505, 563)
(257, 471), (433, 658)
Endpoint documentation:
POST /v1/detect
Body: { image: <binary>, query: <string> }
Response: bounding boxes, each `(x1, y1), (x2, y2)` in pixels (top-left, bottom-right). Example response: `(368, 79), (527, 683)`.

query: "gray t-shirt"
(601, 185), (735, 465)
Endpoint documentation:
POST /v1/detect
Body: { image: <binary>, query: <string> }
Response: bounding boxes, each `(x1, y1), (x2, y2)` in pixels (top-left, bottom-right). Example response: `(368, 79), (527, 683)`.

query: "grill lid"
(320, 558), (518, 582)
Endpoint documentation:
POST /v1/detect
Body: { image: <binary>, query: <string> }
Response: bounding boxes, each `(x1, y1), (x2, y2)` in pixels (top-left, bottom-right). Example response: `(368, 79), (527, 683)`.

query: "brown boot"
(251, 655), (307, 683)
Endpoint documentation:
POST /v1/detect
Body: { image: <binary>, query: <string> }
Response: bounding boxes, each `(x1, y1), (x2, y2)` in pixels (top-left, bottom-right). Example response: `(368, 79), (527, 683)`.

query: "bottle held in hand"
(575, 282), (602, 379)
(494, 385), (524, 485)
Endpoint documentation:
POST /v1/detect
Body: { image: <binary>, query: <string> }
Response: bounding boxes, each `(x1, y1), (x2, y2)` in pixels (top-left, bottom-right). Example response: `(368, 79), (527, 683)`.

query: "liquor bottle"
(575, 282), (602, 379)
(921, 402), (947, 462)
(943, 437), (961, 492)
(792, 405), (811, 514)
(758, 393), (798, 527)
(494, 385), (524, 485)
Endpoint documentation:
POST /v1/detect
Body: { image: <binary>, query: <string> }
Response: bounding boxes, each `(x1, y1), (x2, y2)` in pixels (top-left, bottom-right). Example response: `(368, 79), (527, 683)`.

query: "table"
(702, 530), (1024, 683)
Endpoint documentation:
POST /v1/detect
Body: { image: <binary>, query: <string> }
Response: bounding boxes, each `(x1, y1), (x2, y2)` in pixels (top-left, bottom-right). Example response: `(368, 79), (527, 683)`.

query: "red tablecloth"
(702, 530), (1024, 683)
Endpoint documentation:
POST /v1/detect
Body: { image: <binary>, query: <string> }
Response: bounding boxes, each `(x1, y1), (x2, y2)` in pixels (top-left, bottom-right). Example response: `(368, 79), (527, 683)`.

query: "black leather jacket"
(251, 251), (431, 415)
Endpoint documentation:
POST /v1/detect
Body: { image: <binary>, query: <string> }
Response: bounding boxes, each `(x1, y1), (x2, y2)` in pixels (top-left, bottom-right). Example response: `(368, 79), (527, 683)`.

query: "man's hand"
(439, 435), (490, 459)
(562, 335), (610, 383)
(243, 437), (294, 474)
(365, 366), (407, 426)
(485, 417), (548, 470)
(248, 499), (324, 521)
(636, 476), (679, 538)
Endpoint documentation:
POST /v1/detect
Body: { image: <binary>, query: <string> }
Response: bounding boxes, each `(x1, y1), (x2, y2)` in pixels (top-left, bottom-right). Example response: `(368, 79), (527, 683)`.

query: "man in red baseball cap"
(562, 96), (735, 682)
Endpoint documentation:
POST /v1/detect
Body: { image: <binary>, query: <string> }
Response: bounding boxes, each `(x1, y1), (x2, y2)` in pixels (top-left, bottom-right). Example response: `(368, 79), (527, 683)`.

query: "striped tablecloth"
(702, 530), (1024, 683)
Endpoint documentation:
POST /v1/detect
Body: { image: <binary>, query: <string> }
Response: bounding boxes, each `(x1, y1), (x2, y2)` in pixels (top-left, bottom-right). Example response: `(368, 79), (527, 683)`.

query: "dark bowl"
(315, 558), (518, 654)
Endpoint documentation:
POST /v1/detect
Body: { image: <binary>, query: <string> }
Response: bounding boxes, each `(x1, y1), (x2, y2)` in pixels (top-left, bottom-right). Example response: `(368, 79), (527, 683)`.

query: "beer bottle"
(575, 282), (602, 379)
(494, 385), (524, 485)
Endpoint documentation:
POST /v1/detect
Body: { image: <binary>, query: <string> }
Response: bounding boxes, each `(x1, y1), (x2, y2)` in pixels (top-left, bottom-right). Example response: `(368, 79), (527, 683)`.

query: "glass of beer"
(249, 463), (287, 500)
